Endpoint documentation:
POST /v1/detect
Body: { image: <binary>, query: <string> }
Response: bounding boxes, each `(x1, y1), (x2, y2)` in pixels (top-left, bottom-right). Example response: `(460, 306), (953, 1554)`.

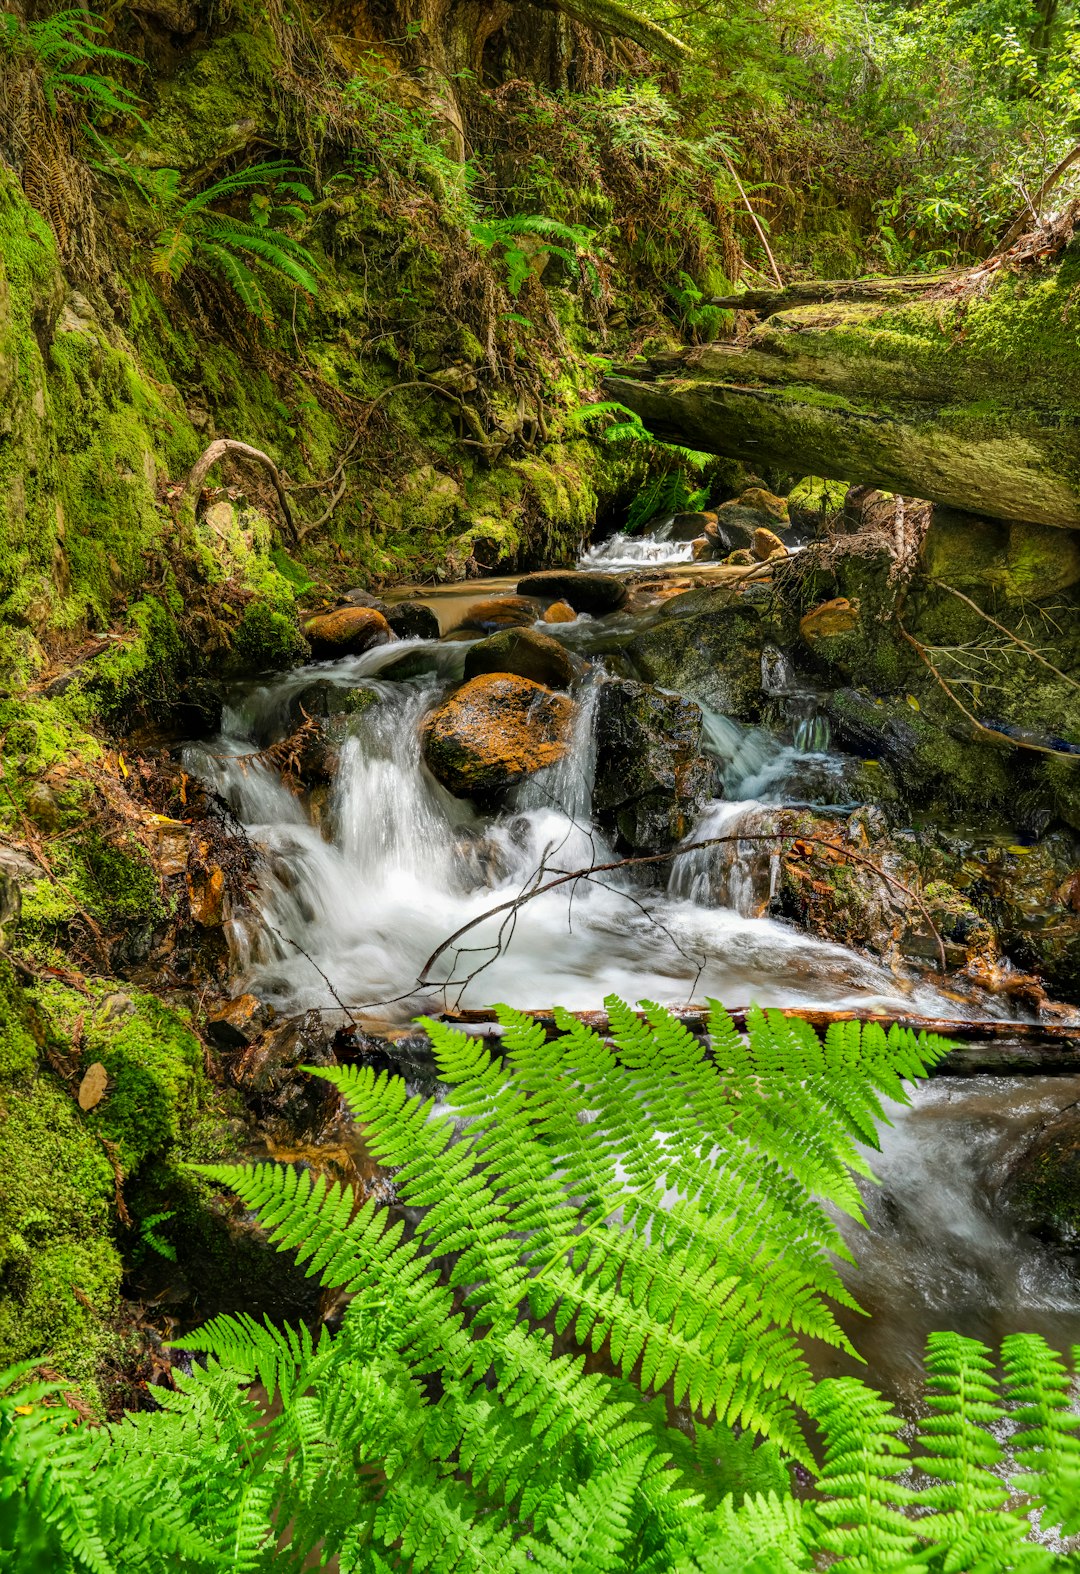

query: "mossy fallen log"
(606, 238), (1080, 528)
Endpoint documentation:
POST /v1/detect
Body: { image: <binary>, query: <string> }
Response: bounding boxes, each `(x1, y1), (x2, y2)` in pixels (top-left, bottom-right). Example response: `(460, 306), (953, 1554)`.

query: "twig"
(899, 624), (1080, 760)
(264, 921), (359, 1028)
(934, 581), (1080, 693)
(716, 146), (783, 289)
(419, 829), (947, 980)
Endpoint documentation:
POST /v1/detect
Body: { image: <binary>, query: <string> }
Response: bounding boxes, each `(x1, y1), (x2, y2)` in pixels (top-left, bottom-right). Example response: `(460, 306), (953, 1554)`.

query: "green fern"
(8, 998), (1080, 1571)
(469, 214), (598, 296)
(97, 158), (319, 324)
(0, 9), (144, 121)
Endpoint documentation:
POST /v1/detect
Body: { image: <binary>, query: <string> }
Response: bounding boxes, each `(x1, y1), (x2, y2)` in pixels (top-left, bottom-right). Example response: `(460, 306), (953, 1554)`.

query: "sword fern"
(6, 999), (1080, 1571)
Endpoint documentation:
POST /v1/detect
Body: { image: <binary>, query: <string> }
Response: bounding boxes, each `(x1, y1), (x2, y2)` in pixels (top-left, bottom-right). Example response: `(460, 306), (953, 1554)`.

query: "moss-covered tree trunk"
(606, 248), (1080, 528)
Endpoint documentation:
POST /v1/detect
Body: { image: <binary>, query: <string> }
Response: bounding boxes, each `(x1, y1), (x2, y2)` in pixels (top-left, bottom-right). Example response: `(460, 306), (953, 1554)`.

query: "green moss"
(0, 970), (121, 1408)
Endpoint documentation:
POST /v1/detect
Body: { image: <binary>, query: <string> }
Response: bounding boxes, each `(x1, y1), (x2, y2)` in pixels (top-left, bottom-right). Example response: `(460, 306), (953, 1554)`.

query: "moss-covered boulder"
(825, 686), (1012, 814)
(421, 674), (575, 799)
(593, 679), (714, 851)
(463, 627), (576, 690)
(626, 603), (767, 718)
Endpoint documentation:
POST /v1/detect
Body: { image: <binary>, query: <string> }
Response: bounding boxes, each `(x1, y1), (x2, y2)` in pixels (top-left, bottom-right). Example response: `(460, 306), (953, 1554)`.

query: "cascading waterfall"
(190, 647), (955, 1023)
(580, 521), (694, 569)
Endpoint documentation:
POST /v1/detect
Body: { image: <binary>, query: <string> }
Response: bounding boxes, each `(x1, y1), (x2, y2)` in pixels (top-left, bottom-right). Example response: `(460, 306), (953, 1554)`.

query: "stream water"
(187, 529), (1080, 1396)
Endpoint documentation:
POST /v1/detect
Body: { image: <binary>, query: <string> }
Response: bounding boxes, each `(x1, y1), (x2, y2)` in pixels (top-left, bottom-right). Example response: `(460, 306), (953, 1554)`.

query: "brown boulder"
(422, 675), (575, 799)
(516, 570), (627, 615)
(206, 993), (272, 1049)
(691, 536), (714, 561)
(543, 600), (577, 624)
(303, 606), (394, 658)
(452, 595), (540, 634)
(800, 598), (860, 644)
(463, 627), (576, 690)
(751, 528), (787, 562)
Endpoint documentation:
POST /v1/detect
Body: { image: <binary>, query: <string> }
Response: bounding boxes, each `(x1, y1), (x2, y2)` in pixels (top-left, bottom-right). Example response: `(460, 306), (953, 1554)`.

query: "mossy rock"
(626, 604), (767, 719)
(593, 678), (714, 851)
(463, 627), (576, 690)
(421, 674), (575, 800)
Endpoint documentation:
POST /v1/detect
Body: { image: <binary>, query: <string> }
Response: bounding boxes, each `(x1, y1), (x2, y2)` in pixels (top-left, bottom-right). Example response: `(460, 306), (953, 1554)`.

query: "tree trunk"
(606, 254), (1080, 529)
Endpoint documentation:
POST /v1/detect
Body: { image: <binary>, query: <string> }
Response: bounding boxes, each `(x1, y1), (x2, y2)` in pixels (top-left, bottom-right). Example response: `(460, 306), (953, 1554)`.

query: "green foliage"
(468, 214), (598, 296)
(99, 157), (319, 324)
(0, 998), (1015, 1573)
(137, 1210), (177, 1263)
(0, 8), (143, 121)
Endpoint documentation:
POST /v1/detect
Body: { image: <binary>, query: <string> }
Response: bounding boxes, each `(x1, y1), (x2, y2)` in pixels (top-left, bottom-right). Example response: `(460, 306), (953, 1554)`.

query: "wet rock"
(421, 674), (575, 799)
(1002, 1103), (1080, 1245)
(517, 570), (628, 614)
(338, 588), (389, 611)
(670, 511), (718, 542)
(691, 536), (715, 561)
(727, 549), (755, 566)
(659, 584), (739, 621)
(800, 597), (860, 645)
(187, 857), (226, 927)
(714, 487), (790, 546)
(463, 627), (576, 691)
(973, 834), (1080, 999)
(542, 600), (577, 624)
(386, 600), (440, 640)
(303, 606), (394, 658)
(451, 595), (540, 633)
(229, 1008), (337, 1138)
(626, 604), (767, 719)
(380, 644), (468, 683)
(593, 679), (714, 851)
(751, 527), (788, 562)
(824, 688), (1012, 814)
(205, 993), (273, 1049)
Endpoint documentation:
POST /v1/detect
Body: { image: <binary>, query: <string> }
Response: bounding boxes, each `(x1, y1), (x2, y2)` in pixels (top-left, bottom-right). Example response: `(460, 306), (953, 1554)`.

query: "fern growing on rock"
(7, 999), (1080, 1570)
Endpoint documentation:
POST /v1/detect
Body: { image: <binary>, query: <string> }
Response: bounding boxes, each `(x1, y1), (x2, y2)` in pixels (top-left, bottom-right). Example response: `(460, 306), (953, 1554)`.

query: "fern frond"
(807, 1376), (920, 1569)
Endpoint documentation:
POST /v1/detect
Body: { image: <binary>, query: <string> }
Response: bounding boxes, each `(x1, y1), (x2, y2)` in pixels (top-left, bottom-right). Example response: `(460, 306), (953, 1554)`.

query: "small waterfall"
(761, 643), (796, 696)
(667, 799), (778, 916)
(580, 526), (693, 570)
(825, 1075), (1080, 1407)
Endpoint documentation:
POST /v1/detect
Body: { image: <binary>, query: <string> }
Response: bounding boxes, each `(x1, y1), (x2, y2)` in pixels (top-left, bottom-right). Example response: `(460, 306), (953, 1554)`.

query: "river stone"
(386, 600), (440, 640)
(303, 606), (393, 657)
(463, 627), (575, 690)
(921, 508), (1080, 599)
(338, 588), (389, 611)
(516, 570), (628, 614)
(669, 511), (718, 542)
(1002, 1103), (1080, 1245)
(659, 584), (739, 621)
(451, 595), (540, 633)
(691, 536), (714, 561)
(421, 674), (575, 799)
(593, 679), (714, 851)
(751, 527), (787, 561)
(626, 604), (767, 719)
(543, 600), (576, 624)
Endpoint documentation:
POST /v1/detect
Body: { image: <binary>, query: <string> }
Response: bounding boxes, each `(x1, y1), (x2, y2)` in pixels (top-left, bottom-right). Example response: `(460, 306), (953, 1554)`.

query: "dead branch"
(184, 438), (298, 542)
(898, 623), (1080, 760)
(991, 143), (1080, 257)
(934, 580), (1080, 693)
(715, 145), (783, 289)
(419, 829), (948, 981)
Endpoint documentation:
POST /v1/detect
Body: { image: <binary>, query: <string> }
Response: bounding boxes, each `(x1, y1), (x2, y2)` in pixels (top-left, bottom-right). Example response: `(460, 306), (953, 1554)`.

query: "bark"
(606, 261), (1080, 529)
(441, 1004), (1080, 1073)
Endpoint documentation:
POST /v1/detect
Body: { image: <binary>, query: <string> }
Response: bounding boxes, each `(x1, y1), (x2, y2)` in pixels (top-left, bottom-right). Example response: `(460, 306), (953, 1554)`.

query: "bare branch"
(419, 828), (948, 981)
(184, 438), (298, 542)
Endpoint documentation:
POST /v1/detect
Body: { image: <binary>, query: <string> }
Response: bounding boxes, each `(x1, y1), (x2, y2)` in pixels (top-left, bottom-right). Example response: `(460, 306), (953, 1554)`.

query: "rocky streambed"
(127, 483), (1071, 1395)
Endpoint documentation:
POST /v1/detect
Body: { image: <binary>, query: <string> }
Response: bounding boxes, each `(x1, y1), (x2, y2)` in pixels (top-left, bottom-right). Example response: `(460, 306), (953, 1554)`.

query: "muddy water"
(189, 530), (1080, 1391)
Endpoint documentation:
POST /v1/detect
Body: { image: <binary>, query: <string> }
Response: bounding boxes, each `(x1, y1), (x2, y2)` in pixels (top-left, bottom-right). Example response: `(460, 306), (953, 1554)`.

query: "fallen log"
(440, 1004), (1080, 1076)
(606, 215), (1080, 530)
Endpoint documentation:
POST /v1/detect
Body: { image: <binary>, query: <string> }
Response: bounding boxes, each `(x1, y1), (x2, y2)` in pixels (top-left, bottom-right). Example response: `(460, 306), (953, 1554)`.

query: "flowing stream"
(187, 530), (1080, 1392)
